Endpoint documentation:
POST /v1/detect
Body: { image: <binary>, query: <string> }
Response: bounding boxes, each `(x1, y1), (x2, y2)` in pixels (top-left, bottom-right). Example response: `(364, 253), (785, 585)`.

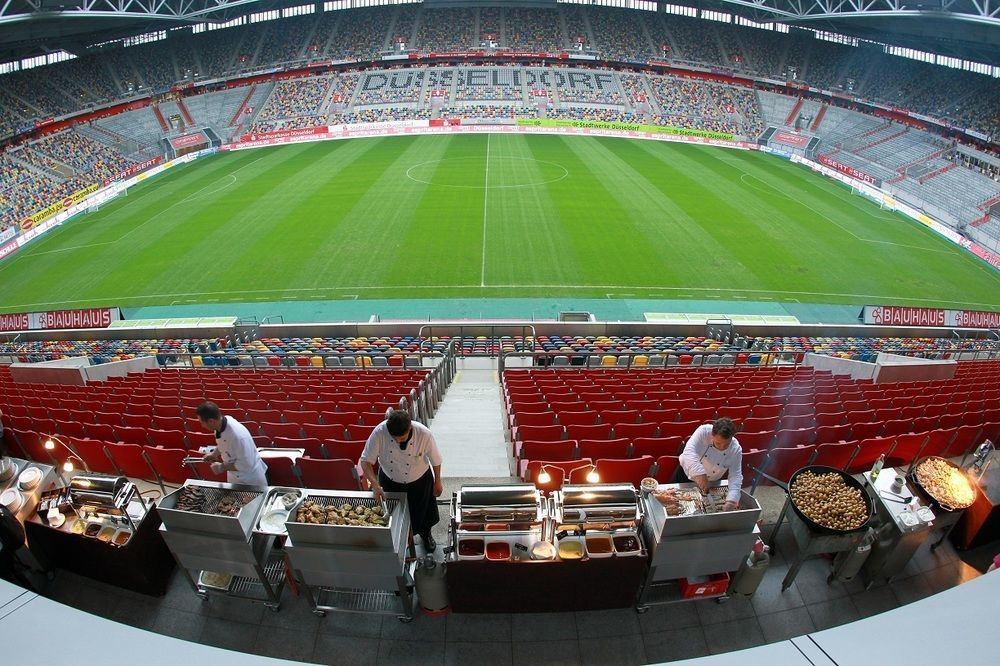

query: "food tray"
(557, 535), (585, 561)
(159, 482), (266, 540)
(198, 571), (234, 592)
(285, 490), (408, 550)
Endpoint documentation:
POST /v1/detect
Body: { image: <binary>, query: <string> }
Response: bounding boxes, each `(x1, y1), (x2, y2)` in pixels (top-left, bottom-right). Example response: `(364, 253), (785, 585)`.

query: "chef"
(674, 418), (743, 511)
(196, 401), (268, 488)
(360, 409), (444, 552)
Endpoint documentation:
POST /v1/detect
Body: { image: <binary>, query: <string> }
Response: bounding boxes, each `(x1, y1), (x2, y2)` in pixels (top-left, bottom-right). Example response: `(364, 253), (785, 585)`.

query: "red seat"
(302, 423), (348, 440)
(265, 456), (301, 487)
(518, 440), (578, 462)
(153, 416), (186, 431)
(284, 410), (323, 425)
(613, 422), (659, 439)
(65, 437), (116, 474)
(570, 456), (655, 485)
(772, 428), (814, 449)
(810, 441), (858, 471)
(738, 431), (774, 450)
(944, 424), (983, 458)
(631, 436), (683, 458)
(143, 446), (194, 486)
(813, 424), (851, 445)
(578, 438), (630, 460)
(296, 457), (361, 491)
(598, 410), (640, 427)
(885, 433), (928, 468)
(121, 413), (154, 429)
(741, 449), (767, 487)
(846, 437), (896, 474)
(779, 414), (815, 431)
(759, 446), (817, 486)
(116, 425), (150, 446)
(85, 423), (118, 441)
(641, 409), (677, 424)
(881, 419), (913, 438)
(749, 404), (781, 419)
(658, 420), (701, 440)
(187, 430), (217, 448)
(54, 419), (88, 438)
(323, 439), (366, 461)
(261, 422), (304, 439)
(653, 455), (680, 483)
(272, 436), (328, 459)
(849, 421), (883, 440)
(93, 411), (123, 426)
(678, 407), (716, 423)
(344, 423), (376, 441)
(359, 412), (389, 426)
(557, 411), (599, 427)
(319, 412), (362, 427)
(566, 423), (614, 441)
(715, 405), (751, 422)
(512, 411), (558, 428)
(741, 416), (779, 433)
(148, 428), (189, 450)
(513, 424), (565, 443)
(105, 442), (155, 480)
(920, 428), (956, 458)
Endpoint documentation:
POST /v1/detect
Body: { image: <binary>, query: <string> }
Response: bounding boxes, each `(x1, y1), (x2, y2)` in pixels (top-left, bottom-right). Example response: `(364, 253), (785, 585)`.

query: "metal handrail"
(417, 323), (537, 357)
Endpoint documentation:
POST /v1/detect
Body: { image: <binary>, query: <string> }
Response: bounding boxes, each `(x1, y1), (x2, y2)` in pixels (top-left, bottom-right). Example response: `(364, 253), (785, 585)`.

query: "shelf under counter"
(445, 555), (649, 612)
(24, 504), (175, 596)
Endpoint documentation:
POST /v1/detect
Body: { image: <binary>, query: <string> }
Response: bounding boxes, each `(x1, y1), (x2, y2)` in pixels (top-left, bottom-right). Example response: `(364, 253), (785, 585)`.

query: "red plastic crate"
(678, 572), (730, 598)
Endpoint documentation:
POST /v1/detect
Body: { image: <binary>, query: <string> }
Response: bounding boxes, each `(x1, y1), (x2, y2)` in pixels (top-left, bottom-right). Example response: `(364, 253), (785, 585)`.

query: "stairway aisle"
(427, 358), (510, 478)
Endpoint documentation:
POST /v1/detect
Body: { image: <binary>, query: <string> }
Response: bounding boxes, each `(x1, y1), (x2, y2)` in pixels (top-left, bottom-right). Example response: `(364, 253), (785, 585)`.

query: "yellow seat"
(601, 355), (617, 366)
(310, 356), (324, 367)
(192, 355), (203, 367)
(633, 355), (648, 366)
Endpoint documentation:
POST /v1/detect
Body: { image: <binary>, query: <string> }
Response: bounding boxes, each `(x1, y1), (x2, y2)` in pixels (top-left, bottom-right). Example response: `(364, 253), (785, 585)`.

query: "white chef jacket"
(678, 424), (743, 503)
(361, 420), (443, 484)
(215, 416), (268, 487)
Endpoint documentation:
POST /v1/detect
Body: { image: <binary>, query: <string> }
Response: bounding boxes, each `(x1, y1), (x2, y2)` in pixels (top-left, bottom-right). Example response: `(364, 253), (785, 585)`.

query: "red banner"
(863, 305), (1000, 328)
(170, 133), (207, 149)
(0, 307), (122, 333)
(773, 131), (808, 148)
(817, 155), (879, 186)
(103, 156), (162, 186)
(240, 126), (328, 143)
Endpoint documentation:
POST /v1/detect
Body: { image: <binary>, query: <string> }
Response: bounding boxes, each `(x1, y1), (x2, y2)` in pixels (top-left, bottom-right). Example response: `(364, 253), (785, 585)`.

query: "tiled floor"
(35, 520), (986, 666)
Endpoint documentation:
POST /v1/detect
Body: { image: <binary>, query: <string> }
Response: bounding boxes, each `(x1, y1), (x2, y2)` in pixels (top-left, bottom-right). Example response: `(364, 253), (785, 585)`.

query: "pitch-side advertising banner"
(20, 184), (99, 231)
(816, 155), (879, 187)
(863, 305), (1000, 328)
(0, 307), (123, 333)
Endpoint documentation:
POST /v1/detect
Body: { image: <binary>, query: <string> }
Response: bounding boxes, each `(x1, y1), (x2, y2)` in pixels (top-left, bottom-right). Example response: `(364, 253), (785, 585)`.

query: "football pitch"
(2, 132), (999, 313)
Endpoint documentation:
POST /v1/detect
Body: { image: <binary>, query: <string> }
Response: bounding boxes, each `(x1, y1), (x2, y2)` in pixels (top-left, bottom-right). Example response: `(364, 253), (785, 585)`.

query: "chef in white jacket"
(674, 418), (743, 511)
(197, 401), (268, 488)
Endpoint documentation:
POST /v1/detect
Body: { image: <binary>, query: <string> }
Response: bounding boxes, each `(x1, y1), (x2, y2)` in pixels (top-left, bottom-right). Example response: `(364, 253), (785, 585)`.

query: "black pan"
(908, 456), (977, 512)
(787, 465), (875, 535)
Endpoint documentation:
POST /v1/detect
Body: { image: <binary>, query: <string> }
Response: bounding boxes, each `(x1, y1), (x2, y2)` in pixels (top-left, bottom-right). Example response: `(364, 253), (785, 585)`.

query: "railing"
(417, 324), (536, 357)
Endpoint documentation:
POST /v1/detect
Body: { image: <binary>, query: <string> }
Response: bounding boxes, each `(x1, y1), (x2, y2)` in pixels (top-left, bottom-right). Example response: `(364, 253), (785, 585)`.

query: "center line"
(480, 133), (491, 287)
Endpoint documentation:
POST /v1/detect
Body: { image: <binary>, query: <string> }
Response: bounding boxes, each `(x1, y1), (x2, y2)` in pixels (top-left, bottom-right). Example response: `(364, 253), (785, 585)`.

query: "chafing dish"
(451, 485), (548, 562)
(552, 484), (642, 527)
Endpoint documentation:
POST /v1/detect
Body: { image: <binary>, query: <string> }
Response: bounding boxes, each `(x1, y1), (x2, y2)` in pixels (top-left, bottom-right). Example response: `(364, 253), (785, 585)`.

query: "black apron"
(379, 468), (439, 537)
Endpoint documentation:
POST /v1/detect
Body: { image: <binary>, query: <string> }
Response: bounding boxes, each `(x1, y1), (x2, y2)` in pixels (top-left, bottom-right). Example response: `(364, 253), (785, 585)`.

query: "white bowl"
(18, 467), (42, 491)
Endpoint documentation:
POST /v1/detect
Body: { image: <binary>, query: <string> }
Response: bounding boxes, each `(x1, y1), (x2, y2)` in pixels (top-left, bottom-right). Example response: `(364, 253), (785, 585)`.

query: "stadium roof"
(0, 0), (998, 68)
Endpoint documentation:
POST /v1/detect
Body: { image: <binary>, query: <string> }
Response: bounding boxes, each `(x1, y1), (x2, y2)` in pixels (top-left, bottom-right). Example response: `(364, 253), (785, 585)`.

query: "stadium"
(0, 1), (999, 665)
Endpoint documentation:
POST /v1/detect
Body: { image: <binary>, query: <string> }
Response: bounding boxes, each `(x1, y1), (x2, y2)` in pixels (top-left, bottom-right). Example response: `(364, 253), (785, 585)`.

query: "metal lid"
(559, 484), (637, 507)
(458, 484), (539, 507)
(70, 474), (127, 497)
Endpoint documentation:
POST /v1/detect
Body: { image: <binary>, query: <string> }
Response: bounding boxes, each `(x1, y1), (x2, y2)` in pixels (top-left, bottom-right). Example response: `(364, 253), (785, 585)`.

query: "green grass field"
(2, 133), (998, 313)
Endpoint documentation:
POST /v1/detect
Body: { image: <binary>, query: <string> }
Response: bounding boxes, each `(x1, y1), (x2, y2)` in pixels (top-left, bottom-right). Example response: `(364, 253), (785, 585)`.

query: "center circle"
(405, 156), (569, 189)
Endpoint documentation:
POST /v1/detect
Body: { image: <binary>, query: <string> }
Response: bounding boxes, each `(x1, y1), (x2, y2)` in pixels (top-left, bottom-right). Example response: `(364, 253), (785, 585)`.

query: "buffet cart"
(637, 480), (760, 610)
(159, 480), (285, 611)
(446, 483), (649, 612)
(283, 489), (416, 622)
(24, 473), (173, 595)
